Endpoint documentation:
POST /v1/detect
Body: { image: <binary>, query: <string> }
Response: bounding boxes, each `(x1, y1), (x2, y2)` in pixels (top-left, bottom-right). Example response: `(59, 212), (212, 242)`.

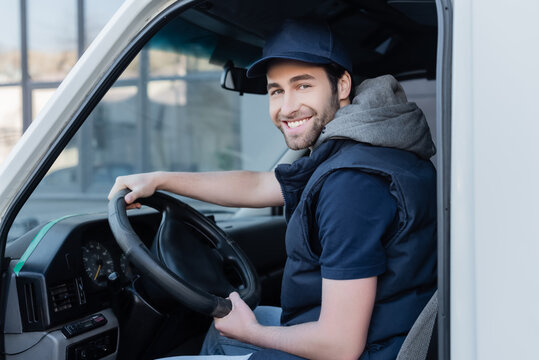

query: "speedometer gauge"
(81, 240), (115, 287)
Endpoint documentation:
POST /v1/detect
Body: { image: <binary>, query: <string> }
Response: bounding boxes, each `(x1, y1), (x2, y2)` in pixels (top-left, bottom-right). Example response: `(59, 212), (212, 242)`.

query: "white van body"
(451, 1), (539, 359)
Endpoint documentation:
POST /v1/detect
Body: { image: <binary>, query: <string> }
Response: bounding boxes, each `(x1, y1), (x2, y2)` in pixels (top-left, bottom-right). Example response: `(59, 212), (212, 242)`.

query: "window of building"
(0, 0), (21, 83)
(0, 0), (127, 164)
(27, 0), (77, 82)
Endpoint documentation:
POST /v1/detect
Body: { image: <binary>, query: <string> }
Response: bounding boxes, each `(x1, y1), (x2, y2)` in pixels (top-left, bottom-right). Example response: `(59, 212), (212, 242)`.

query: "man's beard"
(279, 92), (340, 150)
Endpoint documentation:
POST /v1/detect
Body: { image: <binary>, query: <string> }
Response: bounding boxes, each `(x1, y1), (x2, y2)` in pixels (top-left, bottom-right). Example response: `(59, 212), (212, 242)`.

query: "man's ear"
(338, 71), (352, 103)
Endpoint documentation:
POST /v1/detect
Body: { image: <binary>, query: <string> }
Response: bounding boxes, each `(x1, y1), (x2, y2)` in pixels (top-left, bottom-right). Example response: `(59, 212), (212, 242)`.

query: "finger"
(126, 203), (141, 210)
(228, 292), (242, 306)
(124, 191), (137, 204)
(108, 178), (127, 200)
(107, 183), (125, 200)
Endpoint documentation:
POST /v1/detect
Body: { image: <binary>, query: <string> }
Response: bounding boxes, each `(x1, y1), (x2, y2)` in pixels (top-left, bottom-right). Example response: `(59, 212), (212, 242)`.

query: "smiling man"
(110, 19), (437, 360)
(266, 61), (348, 150)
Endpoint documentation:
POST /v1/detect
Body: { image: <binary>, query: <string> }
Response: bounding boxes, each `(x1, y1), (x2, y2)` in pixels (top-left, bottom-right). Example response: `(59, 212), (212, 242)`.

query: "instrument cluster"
(80, 239), (133, 288)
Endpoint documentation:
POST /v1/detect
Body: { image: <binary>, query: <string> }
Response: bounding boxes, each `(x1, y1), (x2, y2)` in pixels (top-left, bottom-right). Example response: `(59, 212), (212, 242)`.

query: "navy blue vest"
(274, 139), (437, 359)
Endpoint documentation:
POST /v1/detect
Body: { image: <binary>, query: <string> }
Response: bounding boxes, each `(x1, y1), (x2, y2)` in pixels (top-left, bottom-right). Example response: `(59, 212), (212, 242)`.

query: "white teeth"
(287, 119), (307, 128)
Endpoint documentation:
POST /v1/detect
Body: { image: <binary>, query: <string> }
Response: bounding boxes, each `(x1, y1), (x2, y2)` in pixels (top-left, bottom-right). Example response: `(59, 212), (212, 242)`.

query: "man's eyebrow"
(267, 74), (316, 91)
(267, 82), (280, 91)
(289, 74), (316, 83)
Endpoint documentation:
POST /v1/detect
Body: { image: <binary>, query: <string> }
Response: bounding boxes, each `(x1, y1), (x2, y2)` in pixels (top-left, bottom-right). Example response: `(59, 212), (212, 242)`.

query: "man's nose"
(280, 92), (299, 117)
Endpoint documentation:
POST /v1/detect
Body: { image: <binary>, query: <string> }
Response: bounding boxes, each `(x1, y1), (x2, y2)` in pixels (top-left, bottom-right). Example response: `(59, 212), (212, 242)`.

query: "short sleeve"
(315, 169), (397, 280)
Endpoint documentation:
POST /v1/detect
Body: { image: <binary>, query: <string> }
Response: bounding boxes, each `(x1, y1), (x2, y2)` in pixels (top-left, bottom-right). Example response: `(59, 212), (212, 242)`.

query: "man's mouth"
(287, 119), (306, 128)
(284, 117), (311, 129)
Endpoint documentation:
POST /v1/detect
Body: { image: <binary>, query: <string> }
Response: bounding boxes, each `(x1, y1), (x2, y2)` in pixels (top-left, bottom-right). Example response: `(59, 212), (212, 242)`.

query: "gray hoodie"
(313, 74), (436, 160)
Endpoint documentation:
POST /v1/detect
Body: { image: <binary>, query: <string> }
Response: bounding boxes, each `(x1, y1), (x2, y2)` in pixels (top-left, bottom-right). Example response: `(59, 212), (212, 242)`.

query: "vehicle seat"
(396, 290), (438, 360)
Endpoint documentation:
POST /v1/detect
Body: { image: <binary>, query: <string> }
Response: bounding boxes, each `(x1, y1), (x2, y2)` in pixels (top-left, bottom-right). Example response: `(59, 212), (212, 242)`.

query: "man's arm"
(108, 171), (284, 208)
(215, 277), (377, 360)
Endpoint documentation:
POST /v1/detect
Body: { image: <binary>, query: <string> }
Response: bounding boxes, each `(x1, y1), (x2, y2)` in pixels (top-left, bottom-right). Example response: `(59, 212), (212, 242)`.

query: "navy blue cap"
(246, 19), (352, 78)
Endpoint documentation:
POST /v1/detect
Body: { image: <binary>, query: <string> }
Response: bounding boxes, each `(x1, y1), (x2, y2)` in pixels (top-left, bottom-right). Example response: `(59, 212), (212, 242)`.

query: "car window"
(8, 14), (286, 242)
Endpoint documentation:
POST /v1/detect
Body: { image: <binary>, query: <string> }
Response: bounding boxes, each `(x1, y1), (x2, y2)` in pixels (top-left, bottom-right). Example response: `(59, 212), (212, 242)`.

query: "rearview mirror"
(221, 63), (267, 95)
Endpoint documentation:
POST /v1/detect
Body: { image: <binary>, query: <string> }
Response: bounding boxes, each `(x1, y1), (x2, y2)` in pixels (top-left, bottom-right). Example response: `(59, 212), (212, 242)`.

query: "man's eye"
(298, 84), (311, 90)
(270, 89), (283, 96)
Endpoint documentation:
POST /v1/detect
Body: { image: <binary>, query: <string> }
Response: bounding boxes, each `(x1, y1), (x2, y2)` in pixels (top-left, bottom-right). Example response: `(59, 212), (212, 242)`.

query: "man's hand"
(108, 172), (163, 208)
(214, 292), (260, 342)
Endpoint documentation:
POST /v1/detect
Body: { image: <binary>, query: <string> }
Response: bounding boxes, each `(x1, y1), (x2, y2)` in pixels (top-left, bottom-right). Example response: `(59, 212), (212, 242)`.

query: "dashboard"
(5, 210), (161, 332)
(3, 208), (287, 359)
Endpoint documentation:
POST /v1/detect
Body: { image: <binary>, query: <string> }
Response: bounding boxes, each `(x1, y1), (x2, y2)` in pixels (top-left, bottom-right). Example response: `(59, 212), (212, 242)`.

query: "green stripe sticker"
(13, 214), (81, 275)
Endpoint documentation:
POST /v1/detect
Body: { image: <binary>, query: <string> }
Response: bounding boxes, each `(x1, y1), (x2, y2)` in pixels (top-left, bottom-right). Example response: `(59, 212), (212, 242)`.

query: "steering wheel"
(107, 189), (261, 318)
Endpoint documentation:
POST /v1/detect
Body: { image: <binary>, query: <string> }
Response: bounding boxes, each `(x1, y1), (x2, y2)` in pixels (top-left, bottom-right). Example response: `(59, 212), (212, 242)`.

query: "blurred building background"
(2, 0), (286, 241)
(0, 0), (127, 164)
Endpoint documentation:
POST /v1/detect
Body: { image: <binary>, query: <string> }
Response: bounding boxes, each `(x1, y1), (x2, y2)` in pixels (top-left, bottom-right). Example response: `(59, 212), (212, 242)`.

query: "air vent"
(23, 282), (39, 324)
(50, 281), (77, 313)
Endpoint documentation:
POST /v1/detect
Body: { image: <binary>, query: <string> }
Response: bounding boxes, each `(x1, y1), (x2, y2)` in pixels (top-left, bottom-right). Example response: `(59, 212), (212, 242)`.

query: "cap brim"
(246, 53), (333, 78)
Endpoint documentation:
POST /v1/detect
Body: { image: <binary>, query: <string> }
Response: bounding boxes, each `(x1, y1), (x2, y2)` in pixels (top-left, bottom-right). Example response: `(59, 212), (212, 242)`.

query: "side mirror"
(221, 63), (267, 95)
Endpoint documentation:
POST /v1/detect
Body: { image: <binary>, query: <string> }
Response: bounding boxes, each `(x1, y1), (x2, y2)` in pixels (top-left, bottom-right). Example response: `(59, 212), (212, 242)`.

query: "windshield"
(8, 12), (287, 242)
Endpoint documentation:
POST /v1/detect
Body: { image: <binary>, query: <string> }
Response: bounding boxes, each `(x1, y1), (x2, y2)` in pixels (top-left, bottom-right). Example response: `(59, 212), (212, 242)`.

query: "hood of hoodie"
(313, 74), (436, 159)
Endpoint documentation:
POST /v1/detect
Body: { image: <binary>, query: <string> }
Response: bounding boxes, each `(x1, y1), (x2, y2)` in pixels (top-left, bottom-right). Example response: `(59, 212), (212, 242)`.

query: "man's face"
(266, 61), (340, 150)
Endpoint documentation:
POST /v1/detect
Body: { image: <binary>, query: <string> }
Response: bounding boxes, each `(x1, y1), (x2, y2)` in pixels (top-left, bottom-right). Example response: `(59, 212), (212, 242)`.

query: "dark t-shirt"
(315, 170), (396, 281)
(280, 169), (397, 325)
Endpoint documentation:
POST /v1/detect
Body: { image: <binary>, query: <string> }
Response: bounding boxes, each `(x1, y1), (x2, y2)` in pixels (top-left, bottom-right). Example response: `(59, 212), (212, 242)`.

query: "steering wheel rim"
(108, 189), (261, 318)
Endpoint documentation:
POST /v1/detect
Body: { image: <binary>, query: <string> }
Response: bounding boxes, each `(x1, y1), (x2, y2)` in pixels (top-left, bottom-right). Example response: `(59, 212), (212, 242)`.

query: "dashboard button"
(62, 313), (107, 338)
